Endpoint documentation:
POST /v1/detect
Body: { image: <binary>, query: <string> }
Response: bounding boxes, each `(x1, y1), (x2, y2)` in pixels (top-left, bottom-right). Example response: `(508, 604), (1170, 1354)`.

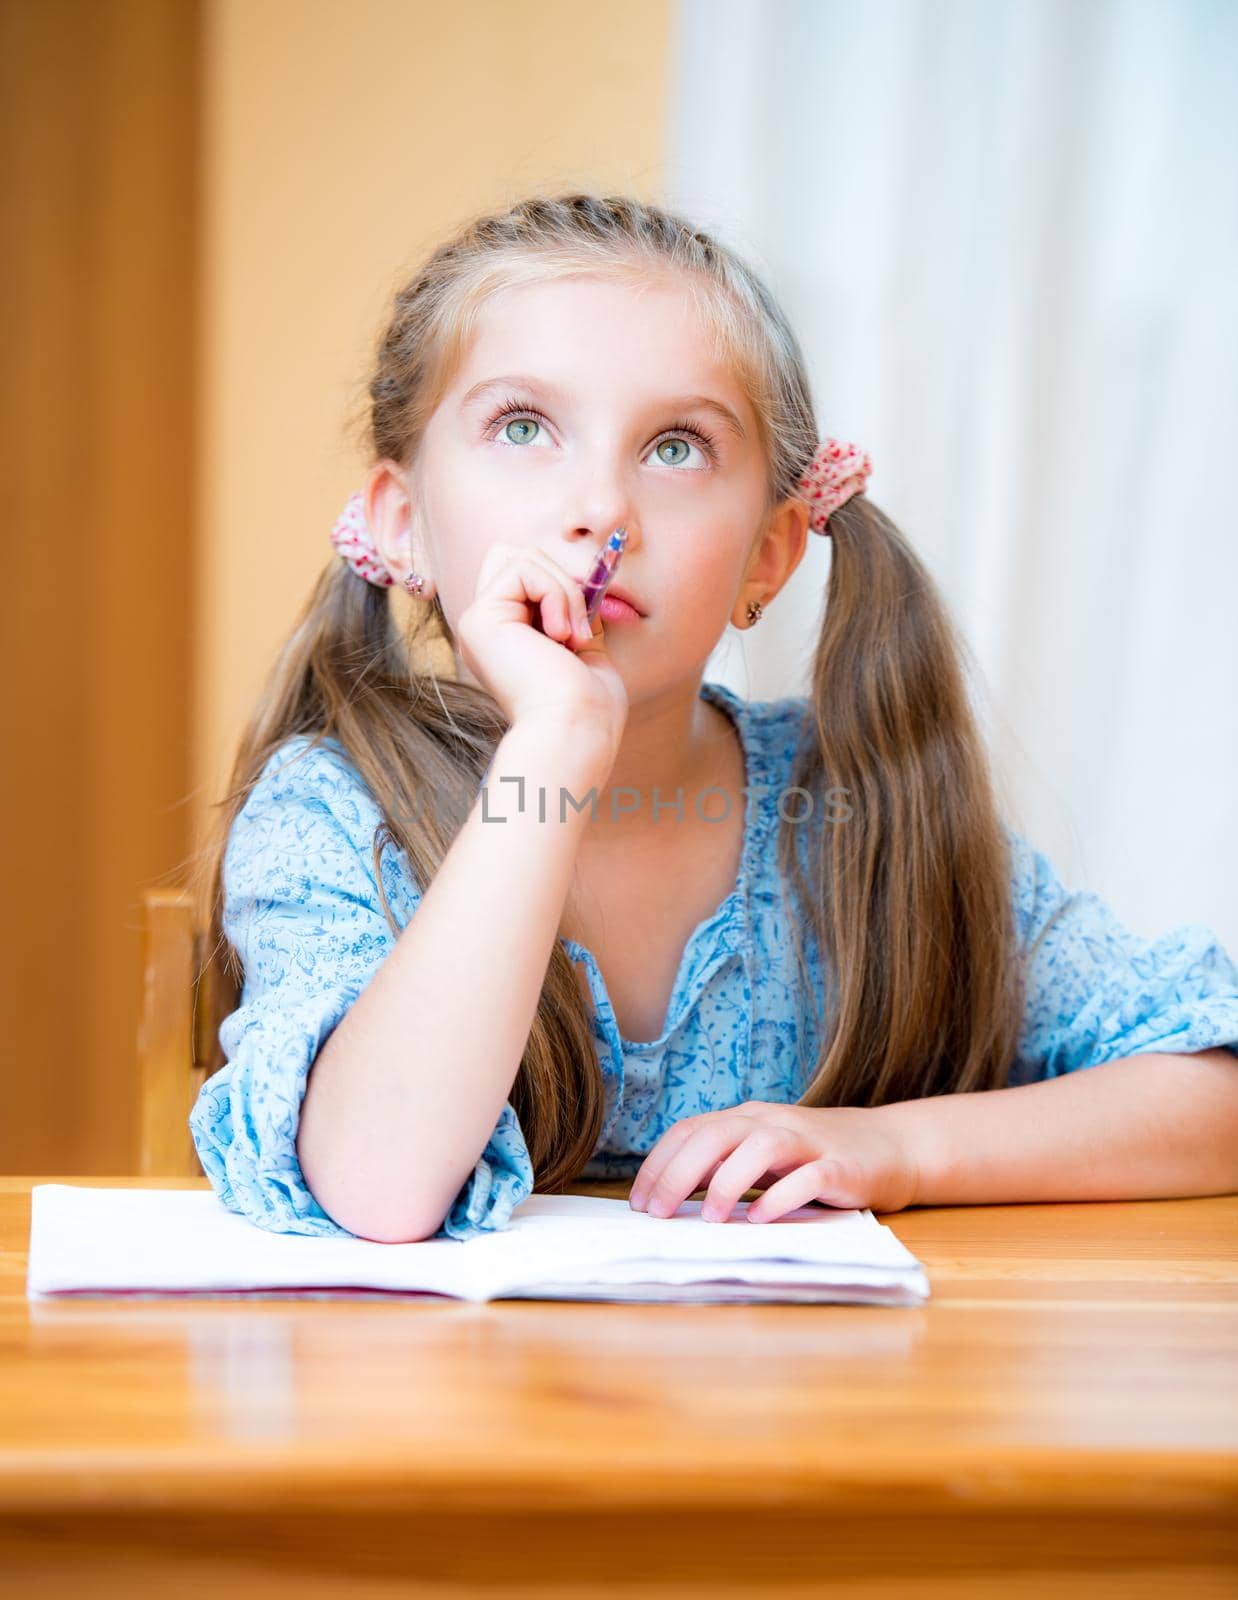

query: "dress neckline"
(560, 678), (758, 1053)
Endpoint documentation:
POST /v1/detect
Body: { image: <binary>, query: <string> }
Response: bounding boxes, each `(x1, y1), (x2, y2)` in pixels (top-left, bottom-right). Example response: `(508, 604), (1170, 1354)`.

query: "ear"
(736, 493), (811, 621)
(364, 460), (416, 578)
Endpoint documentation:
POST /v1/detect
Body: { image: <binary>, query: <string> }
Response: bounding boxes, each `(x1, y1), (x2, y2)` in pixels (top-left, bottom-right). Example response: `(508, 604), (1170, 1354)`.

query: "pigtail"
(779, 494), (1027, 1108)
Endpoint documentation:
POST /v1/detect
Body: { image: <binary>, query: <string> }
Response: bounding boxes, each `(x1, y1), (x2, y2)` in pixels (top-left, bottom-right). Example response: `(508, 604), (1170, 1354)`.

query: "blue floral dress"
(188, 680), (1238, 1240)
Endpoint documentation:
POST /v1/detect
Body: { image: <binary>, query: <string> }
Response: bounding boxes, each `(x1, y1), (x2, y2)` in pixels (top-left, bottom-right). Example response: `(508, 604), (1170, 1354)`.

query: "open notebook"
(26, 1186), (931, 1306)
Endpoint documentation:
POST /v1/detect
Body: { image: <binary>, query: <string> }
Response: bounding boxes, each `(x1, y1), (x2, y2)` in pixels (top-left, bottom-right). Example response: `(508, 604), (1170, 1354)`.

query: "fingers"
(576, 602), (607, 650)
(514, 555), (579, 645)
(475, 543), (593, 647)
(698, 1128), (800, 1222)
(745, 1159), (846, 1224)
(633, 1118), (774, 1219)
(629, 1106), (905, 1227)
(628, 1118), (706, 1213)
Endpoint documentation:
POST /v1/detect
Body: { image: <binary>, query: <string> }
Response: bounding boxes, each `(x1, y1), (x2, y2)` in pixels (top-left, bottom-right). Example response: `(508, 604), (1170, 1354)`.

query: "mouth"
(595, 594), (643, 624)
(587, 582), (646, 618)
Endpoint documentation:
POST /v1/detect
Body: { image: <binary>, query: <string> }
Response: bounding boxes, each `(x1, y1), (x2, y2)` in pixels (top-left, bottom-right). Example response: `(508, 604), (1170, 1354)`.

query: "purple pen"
(580, 526), (633, 623)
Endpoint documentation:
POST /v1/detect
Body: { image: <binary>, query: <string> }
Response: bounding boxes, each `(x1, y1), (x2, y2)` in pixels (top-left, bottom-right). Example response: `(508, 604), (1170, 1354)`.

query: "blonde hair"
(189, 191), (1025, 1195)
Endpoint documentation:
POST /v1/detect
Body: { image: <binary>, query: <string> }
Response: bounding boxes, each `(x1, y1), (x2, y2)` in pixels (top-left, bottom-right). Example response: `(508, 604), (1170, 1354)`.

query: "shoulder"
(247, 733), (377, 819)
(703, 681), (809, 777)
(999, 821), (1075, 953)
(224, 733), (394, 901)
(220, 732), (422, 964)
(237, 734), (382, 846)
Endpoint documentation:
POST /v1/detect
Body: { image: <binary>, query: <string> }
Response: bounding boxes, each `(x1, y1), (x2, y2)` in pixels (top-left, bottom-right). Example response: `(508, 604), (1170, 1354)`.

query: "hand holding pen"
(454, 532), (632, 738)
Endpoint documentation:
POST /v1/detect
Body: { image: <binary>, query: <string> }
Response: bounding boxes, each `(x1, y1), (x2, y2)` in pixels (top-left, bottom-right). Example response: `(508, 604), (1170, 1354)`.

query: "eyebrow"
(459, 373), (748, 441)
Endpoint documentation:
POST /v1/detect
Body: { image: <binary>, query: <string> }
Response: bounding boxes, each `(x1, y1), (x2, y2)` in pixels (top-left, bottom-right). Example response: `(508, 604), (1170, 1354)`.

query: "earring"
(746, 598), (764, 625)
(404, 571), (427, 597)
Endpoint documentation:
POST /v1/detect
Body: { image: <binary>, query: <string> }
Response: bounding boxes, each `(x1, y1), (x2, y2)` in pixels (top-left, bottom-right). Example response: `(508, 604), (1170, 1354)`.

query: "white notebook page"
(26, 1186), (931, 1304)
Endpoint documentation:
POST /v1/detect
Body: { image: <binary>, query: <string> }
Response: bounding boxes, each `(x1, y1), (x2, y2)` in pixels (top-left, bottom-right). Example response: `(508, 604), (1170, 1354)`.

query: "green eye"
(656, 438), (691, 466)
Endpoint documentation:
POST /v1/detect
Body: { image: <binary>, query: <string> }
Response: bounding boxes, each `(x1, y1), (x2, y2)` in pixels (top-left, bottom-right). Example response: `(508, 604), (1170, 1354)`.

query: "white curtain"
(676, 0), (1238, 952)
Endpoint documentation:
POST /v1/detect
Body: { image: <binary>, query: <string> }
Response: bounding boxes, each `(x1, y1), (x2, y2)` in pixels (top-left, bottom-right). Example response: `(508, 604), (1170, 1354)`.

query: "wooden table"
(2, 1176), (1235, 1597)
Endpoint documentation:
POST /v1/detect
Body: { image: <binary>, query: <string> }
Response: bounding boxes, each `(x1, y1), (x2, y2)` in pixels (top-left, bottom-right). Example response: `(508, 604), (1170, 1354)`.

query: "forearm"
(878, 1048), (1238, 1206)
(297, 715), (613, 1242)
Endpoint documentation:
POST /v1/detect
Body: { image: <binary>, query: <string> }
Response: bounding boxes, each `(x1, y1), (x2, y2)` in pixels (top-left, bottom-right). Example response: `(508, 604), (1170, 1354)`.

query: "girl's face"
(375, 274), (802, 695)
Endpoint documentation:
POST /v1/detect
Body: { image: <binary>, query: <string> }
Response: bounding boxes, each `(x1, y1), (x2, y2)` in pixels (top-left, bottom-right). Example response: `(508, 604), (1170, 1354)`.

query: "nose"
(546, 454), (643, 569)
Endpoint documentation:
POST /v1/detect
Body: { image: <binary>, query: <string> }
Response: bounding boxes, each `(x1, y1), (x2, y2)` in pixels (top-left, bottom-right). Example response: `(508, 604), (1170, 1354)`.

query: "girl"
(188, 192), (1238, 1245)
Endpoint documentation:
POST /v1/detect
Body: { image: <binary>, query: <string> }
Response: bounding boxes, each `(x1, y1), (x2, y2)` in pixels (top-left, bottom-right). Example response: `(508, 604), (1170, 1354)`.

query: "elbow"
(309, 1183), (447, 1245)
(350, 1214), (444, 1245)
(296, 1127), (449, 1245)
(345, 1181), (451, 1243)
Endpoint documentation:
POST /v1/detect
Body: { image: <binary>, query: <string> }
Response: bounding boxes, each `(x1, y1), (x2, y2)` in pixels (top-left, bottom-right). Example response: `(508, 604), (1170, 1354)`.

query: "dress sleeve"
(187, 737), (535, 1241)
(1004, 823), (1238, 1085)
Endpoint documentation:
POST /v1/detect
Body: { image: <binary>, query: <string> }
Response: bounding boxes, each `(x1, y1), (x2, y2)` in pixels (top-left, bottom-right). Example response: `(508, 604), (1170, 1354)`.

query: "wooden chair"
(137, 886), (237, 1178)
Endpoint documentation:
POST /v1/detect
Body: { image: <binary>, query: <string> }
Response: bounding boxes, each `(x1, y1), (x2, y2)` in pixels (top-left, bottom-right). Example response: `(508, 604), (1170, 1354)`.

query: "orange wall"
(195, 0), (673, 843)
(0, 0), (199, 1172)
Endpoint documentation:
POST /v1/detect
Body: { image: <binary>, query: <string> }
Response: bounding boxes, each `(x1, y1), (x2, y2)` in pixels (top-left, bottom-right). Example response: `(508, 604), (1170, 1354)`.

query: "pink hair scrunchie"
(329, 491), (397, 588)
(328, 437), (872, 585)
(796, 436), (873, 534)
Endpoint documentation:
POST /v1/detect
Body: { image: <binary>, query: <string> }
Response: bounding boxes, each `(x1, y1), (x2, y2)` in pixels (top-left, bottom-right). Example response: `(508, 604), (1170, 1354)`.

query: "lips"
(590, 582), (646, 617)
